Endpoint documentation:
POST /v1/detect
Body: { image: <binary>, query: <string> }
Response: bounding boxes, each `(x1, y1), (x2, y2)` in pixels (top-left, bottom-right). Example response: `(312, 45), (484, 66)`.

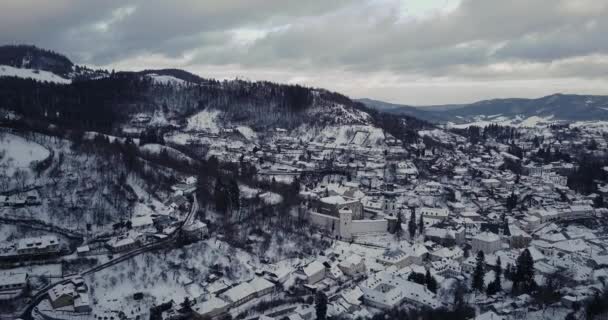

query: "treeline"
(453, 124), (519, 145)
(360, 104), (433, 145)
(567, 156), (608, 194)
(0, 74), (151, 131)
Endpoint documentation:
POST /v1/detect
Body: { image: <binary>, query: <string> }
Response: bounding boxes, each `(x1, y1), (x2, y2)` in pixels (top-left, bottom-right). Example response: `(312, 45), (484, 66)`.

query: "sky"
(1, 0), (607, 105)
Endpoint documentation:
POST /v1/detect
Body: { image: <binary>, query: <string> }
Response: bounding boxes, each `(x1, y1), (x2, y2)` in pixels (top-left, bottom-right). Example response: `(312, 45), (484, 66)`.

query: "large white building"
(361, 271), (441, 310)
(309, 196), (391, 240)
(471, 232), (502, 255)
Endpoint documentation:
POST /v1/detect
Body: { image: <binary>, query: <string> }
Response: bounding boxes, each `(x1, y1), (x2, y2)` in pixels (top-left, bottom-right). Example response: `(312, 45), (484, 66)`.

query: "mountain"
(360, 94), (608, 123)
(357, 98), (451, 122)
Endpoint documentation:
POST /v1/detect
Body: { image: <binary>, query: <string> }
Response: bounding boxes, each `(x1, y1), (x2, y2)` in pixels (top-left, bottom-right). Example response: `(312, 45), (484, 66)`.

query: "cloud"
(0, 0), (607, 103)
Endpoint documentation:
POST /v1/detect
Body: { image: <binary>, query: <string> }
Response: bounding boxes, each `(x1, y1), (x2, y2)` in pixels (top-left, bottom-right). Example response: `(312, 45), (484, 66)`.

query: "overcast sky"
(1, 0), (607, 105)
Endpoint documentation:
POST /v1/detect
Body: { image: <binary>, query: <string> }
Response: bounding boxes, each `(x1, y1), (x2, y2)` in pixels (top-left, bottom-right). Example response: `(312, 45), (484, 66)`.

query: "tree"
(472, 251), (485, 292)
(426, 269), (438, 293)
(408, 209), (417, 239)
(214, 178), (228, 214)
(487, 257), (502, 295)
(315, 291), (327, 320)
(228, 179), (240, 211)
(418, 214), (425, 235)
(594, 195), (604, 208)
(179, 297), (192, 313)
(395, 211), (404, 240)
(408, 272), (426, 285)
(506, 192), (517, 211)
(513, 249), (536, 294)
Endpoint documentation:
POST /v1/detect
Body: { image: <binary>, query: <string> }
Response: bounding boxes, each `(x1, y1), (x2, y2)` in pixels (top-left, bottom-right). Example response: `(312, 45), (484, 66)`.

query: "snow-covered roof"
(17, 235), (59, 251)
(303, 261), (325, 277)
(473, 232), (501, 243)
(320, 195), (347, 205)
(0, 271), (27, 286)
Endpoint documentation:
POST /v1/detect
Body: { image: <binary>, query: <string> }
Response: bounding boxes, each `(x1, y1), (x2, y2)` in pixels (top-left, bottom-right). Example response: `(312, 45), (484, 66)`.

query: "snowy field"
(0, 65), (71, 84)
(148, 74), (189, 86)
(447, 115), (556, 129)
(187, 109), (221, 133)
(0, 132), (50, 176)
(86, 238), (256, 308)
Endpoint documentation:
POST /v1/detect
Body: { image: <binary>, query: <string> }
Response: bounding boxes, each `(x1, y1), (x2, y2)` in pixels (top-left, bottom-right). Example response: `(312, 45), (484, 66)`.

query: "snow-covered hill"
(0, 64), (71, 84)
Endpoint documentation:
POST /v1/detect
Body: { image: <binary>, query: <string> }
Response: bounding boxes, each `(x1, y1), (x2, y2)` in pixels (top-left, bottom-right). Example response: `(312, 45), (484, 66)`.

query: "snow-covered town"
(2, 5), (608, 319)
(3, 82), (608, 320)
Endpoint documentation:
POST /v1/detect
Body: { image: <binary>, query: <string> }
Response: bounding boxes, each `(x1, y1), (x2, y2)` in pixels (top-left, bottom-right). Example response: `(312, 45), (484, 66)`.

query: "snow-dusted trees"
(512, 249), (536, 294)
(472, 251), (485, 292)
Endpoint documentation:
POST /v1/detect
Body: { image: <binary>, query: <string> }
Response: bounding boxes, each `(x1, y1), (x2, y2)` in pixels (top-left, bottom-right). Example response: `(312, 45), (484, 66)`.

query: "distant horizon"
(355, 92), (608, 108)
(3, 0), (606, 105)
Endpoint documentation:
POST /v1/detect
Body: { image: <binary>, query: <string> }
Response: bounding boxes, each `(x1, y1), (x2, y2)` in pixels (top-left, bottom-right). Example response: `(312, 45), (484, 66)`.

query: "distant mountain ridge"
(359, 94), (608, 123)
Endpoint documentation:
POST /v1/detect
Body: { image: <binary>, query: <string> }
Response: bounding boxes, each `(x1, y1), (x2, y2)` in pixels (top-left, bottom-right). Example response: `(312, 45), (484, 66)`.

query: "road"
(16, 195), (198, 319)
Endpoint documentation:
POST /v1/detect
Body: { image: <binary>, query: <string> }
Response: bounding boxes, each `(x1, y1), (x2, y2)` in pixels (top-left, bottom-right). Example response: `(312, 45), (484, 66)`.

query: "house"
(338, 254), (366, 276)
(131, 215), (154, 231)
(16, 235), (60, 255)
(430, 247), (464, 262)
(0, 271), (28, 300)
(376, 249), (409, 269)
(106, 234), (140, 252)
(508, 224), (532, 248)
(471, 232), (502, 255)
(316, 195), (363, 219)
(192, 296), (230, 319)
(183, 220), (208, 240)
(533, 209), (560, 224)
(76, 245), (90, 256)
(430, 258), (462, 278)
(302, 261), (326, 285)
(220, 277), (274, 307)
(425, 226), (466, 246)
(48, 283), (77, 308)
(475, 311), (506, 320)
(419, 207), (449, 221)
(74, 294), (92, 313)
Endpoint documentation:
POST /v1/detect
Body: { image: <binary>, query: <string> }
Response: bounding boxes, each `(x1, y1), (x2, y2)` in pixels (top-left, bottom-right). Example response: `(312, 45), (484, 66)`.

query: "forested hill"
(0, 45), (74, 77)
(0, 45), (433, 139)
(0, 69), (374, 133)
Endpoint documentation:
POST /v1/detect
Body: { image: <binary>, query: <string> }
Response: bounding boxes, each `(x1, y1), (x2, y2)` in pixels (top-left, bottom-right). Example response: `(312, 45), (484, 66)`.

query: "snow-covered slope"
(147, 73), (189, 85)
(0, 64), (71, 84)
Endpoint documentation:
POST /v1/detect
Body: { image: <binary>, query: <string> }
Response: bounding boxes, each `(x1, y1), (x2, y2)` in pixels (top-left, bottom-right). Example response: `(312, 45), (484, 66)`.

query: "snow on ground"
(86, 238), (254, 308)
(148, 110), (170, 126)
(570, 121), (608, 132)
(240, 185), (260, 199)
(447, 116), (518, 129)
(293, 124), (385, 147)
(83, 131), (140, 145)
(447, 115), (556, 129)
(0, 65), (71, 84)
(236, 126), (257, 141)
(186, 109), (221, 133)
(0, 132), (50, 175)
(519, 115), (555, 127)
(139, 144), (194, 164)
(260, 192), (283, 205)
(148, 74), (188, 85)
